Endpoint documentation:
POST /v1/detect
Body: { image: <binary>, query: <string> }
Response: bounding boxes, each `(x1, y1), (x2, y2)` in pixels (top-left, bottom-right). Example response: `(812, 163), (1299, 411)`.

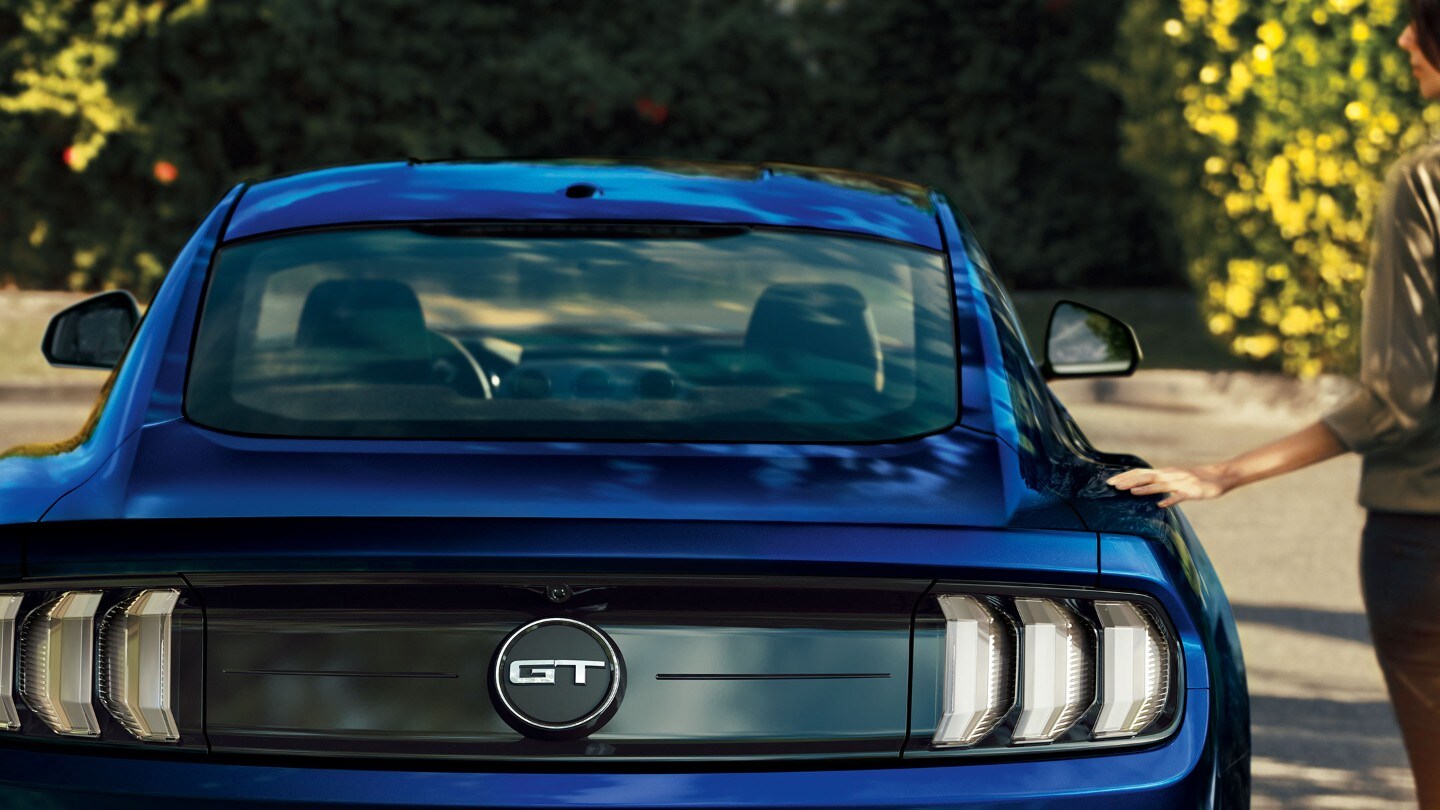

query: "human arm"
(1106, 421), (1345, 508)
(1112, 153), (1440, 508)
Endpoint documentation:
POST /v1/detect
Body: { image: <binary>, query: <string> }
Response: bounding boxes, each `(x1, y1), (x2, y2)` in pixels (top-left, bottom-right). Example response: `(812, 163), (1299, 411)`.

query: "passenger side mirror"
(42, 290), (141, 370)
(1042, 300), (1142, 380)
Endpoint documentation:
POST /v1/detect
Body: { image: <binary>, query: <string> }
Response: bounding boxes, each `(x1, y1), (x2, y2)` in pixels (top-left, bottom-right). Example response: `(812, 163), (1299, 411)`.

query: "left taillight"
(2, 583), (198, 746)
(19, 591), (105, 736)
(0, 593), (22, 730)
(98, 589), (181, 742)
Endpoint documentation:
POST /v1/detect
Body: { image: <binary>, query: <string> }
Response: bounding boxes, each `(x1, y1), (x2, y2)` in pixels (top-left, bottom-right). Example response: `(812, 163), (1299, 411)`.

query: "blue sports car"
(0, 159), (1248, 807)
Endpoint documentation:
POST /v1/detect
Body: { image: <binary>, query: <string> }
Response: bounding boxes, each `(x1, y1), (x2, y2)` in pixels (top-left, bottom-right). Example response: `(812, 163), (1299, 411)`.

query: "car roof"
(222, 159), (942, 249)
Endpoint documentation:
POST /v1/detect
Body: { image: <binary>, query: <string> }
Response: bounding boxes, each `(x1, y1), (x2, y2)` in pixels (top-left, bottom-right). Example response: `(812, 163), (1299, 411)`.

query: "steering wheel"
(427, 332), (493, 398)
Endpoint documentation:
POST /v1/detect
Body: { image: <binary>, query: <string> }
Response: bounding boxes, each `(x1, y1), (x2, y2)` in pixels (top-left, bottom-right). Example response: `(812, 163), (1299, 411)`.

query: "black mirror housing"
(42, 290), (141, 370)
(1042, 299), (1143, 380)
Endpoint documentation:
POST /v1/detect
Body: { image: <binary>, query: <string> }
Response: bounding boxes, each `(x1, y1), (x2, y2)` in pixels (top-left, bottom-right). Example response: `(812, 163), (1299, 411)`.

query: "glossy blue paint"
(224, 160), (942, 250)
(0, 690), (1211, 807)
(938, 197), (1007, 441)
(42, 417), (1083, 530)
(26, 519), (1100, 583)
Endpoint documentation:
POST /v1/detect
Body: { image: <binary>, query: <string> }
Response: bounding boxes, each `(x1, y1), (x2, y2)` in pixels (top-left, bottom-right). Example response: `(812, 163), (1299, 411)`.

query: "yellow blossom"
(1211, 114), (1240, 144)
(1257, 20), (1286, 49)
(1235, 334), (1281, 358)
(1279, 306), (1313, 335)
(1226, 285), (1256, 317)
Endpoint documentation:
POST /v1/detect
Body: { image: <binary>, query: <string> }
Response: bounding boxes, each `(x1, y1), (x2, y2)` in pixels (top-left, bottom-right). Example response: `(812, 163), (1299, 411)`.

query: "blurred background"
(0, 0), (1427, 806)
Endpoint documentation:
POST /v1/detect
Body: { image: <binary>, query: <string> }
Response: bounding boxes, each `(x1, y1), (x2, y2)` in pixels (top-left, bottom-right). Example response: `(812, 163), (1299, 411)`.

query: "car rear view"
(0, 161), (1246, 807)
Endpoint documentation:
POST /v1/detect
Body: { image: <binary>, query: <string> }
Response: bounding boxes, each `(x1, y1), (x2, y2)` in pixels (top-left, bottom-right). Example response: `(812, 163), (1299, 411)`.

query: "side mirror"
(1042, 300), (1142, 380)
(42, 290), (141, 370)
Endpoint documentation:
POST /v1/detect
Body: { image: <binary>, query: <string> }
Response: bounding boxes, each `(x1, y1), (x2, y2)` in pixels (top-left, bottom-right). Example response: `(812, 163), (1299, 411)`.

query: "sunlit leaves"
(1111, 0), (1430, 375)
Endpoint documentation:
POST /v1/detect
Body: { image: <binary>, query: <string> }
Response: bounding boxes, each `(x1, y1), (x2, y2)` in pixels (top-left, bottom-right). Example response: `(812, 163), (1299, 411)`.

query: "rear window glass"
(186, 224), (958, 442)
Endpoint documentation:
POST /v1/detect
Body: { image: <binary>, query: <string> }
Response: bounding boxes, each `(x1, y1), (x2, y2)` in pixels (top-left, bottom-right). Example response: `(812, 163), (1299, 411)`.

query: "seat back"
(743, 283), (883, 391)
(295, 279), (432, 384)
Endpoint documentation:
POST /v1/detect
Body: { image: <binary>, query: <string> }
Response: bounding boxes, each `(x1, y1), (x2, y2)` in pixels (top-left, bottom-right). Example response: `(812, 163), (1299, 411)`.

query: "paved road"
(0, 384), (1415, 808)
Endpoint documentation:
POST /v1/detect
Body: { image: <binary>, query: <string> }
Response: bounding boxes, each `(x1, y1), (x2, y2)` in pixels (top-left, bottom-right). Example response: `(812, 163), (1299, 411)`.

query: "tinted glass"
(187, 225), (957, 441)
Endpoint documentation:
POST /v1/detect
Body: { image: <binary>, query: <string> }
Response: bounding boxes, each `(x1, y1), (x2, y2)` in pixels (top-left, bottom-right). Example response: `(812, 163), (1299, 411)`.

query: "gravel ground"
(0, 378), (1414, 808)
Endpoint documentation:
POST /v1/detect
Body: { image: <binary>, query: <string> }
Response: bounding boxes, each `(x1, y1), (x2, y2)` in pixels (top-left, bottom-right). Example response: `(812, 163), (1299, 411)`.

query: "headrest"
(743, 283), (883, 391)
(295, 279), (431, 382)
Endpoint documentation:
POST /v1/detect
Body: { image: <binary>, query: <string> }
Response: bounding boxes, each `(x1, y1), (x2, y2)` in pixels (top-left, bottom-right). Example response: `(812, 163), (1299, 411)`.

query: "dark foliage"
(0, 0), (1180, 294)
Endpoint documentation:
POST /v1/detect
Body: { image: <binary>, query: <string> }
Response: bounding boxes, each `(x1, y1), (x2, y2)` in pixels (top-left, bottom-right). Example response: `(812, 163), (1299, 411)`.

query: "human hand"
(1105, 464), (1231, 509)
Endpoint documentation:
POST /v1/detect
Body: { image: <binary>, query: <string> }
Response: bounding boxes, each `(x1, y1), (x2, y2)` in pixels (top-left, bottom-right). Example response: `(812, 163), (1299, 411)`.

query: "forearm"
(1208, 421), (1348, 492)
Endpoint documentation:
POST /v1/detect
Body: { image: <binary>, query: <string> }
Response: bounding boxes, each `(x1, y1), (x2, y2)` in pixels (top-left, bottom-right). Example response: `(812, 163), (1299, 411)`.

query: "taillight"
(98, 589), (182, 742)
(914, 588), (1180, 753)
(933, 595), (1015, 747)
(1012, 597), (1096, 743)
(0, 593), (22, 731)
(19, 591), (105, 737)
(1092, 600), (1172, 739)
(2, 582), (197, 746)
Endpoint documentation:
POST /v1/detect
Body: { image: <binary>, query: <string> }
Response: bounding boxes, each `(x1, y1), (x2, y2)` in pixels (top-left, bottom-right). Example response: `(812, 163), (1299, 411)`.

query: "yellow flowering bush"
(1109, 0), (1436, 375)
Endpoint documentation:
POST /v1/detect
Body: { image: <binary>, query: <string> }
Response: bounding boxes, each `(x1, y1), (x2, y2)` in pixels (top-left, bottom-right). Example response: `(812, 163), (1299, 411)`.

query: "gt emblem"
(490, 617), (626, 739)
(509, 659), (607, 685)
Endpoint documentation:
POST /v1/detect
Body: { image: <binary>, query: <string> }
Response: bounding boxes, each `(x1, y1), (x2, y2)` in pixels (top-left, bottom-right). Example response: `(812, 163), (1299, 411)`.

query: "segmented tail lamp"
(929, 590), (1176, 750)
(98, 589), (182, 742)
(4, 587), (187, 744)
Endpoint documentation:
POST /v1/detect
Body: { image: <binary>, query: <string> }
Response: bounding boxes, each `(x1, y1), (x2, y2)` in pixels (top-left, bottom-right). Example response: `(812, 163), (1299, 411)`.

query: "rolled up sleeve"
(1322, 156), (1440, 454)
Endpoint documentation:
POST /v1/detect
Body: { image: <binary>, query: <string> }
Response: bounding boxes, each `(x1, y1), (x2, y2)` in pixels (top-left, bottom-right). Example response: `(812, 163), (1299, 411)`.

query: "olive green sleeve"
(1322, 155), (1440, 454)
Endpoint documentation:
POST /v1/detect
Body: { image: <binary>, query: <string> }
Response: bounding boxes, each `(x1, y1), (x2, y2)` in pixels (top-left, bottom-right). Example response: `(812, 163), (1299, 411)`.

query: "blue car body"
(0, 160), (1248, 807)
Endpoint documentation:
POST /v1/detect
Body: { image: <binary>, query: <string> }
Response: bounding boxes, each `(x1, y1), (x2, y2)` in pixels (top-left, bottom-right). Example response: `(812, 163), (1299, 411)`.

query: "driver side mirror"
(42, 290), (141, 370)
(1042, 300), (1142, 380)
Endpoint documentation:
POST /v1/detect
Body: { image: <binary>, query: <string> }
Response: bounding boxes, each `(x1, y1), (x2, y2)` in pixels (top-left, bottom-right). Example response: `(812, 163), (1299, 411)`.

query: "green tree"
(793, 0), (1182, 289)
(0, 0), (1181, 296)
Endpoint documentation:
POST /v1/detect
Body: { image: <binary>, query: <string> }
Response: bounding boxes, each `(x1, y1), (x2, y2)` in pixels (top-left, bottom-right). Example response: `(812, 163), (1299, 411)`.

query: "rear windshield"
(186, 224), (958, 442)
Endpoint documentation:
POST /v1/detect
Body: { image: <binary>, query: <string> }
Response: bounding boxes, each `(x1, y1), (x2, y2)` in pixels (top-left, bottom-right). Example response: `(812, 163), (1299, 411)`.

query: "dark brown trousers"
(1362, 510), (1440, 807)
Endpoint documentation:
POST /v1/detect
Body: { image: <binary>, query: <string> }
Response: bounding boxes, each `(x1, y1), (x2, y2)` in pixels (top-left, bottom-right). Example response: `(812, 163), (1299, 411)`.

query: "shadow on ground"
(1233, 603), (1375, 646)
(1232, 603), (1413, 807)
(1250, 695), (1413, 806)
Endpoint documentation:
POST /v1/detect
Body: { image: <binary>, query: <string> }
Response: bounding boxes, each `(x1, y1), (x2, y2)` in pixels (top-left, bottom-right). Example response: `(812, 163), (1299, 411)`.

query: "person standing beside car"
(1108, 3), (1440, 805)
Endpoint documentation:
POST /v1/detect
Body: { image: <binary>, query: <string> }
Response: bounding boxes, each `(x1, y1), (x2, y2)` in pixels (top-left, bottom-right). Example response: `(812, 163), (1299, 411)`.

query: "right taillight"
(1012, 597), (1096, 744)
(918, 588), (1180, 753)
(1092, 600), (1171, 739)
(933, 595), (1016, 747)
